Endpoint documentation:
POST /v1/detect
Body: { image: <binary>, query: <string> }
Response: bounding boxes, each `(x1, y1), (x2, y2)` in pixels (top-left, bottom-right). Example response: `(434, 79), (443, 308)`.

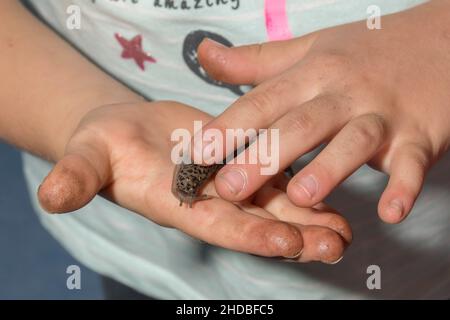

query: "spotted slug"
(171, 163), (224, 208)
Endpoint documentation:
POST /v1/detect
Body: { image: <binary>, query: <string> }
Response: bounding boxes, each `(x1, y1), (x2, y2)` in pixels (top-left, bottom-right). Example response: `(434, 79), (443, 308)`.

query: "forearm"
(0, 0), (143, 161)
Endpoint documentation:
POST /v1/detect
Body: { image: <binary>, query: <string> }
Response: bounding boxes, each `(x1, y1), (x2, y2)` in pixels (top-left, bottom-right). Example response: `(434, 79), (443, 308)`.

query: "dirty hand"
(38, 101), (351, 264)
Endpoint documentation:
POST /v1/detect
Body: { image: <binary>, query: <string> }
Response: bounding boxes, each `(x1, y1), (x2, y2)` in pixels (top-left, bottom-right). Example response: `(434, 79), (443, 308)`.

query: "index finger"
(192, 66), (317, 165)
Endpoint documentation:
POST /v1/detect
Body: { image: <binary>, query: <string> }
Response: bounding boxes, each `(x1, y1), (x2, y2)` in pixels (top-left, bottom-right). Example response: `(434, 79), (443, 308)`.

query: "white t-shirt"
(23, 0), (450, 299)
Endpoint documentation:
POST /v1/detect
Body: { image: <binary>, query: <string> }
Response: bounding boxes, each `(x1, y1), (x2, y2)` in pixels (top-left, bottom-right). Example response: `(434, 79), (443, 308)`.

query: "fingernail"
(294, 175), (318, 199)
(219, 169), (247, 195)
(284, 249), (303, 260)
(387, 199), (404, 220)
(329, 256), (344, 265)
(204, 38), (227, 50)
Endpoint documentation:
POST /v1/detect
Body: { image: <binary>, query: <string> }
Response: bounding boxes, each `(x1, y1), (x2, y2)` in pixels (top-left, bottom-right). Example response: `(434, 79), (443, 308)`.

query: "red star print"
(115, 33), (156, 71)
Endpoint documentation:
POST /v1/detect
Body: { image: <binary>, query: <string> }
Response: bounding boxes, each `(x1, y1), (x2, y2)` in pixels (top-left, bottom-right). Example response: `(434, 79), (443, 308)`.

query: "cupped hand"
(197, 1), (450, 224)
(37, 101), (351, 264)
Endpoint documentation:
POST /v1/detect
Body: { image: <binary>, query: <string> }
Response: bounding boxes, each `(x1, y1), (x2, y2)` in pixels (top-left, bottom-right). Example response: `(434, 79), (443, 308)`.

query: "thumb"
(38, 140), (110, 213)
(197, 33), (317, 86)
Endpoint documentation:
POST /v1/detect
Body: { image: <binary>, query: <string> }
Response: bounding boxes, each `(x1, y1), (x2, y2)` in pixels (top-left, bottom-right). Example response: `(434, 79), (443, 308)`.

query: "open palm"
(38, 101), (351, 263)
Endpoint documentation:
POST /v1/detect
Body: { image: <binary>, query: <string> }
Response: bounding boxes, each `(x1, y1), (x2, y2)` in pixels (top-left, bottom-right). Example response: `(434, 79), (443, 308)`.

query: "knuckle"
(306, 52), (372, 93)
(248, 43), (265, 82)
(407, 144), (430, 170)
(239, 92), (274, 119)
(351, 125), (375, 147)
(349, 71), (375, 92)
(282, 111), (314, 135)
(313, 95), (344, 111)
(253, 43), (264, 60)
(198, 204), (222, 228)
(247, 43), (265, 83)
(237, 77), (292, 121)
(351, 115), (385, 147)
(308, 52), (351, 74)
(368, 114), (387, 136)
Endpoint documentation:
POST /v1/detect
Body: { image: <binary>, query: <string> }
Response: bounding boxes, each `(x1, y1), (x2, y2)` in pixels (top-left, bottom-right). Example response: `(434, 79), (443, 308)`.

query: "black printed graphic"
(91, 0), (240, 10)
(183, 30), (244, 96)
(154, 0), (240, 10)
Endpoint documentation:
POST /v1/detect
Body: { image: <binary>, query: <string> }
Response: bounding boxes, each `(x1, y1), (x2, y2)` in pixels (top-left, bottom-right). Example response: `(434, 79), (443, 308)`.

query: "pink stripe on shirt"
(264, 0), (293, 41)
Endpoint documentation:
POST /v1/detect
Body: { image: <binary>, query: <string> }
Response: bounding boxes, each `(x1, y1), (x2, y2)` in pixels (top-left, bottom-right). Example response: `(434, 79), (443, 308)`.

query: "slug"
(171, 160), (295, 208)
(171, 163), (223, 208)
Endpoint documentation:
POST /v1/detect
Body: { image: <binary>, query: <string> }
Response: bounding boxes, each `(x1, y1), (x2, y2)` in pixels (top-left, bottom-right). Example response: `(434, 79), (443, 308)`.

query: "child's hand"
(37, 101), (351, 264)
(197, 1), (450, 224)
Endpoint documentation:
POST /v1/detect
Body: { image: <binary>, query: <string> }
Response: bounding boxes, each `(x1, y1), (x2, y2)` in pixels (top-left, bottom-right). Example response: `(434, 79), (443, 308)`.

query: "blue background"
(0, 142), (103, 299)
